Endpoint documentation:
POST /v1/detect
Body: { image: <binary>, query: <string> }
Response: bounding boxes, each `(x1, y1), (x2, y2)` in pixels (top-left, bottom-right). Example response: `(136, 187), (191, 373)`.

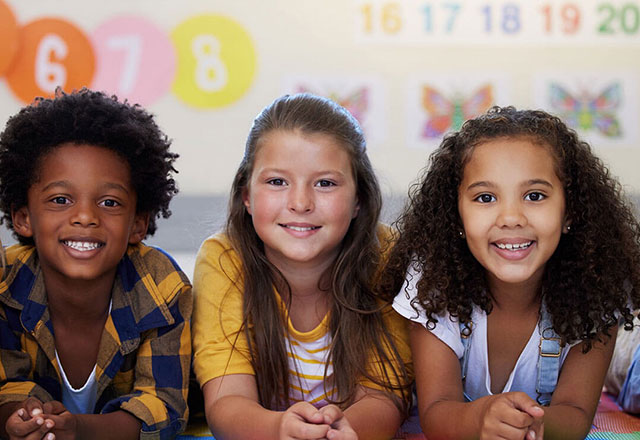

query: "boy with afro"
(0, 89), (192, 439)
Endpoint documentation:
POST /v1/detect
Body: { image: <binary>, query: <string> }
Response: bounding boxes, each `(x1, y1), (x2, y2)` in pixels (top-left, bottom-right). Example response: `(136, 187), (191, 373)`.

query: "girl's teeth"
(496, 241), (532, 250)
(64, 241), (102, 251)
(286, 225), (317, 232)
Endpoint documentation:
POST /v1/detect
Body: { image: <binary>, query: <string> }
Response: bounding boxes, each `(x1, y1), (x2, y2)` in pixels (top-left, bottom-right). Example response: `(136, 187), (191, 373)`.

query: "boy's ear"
(128, 212), (150, 244)
(11, 206), (33, 238)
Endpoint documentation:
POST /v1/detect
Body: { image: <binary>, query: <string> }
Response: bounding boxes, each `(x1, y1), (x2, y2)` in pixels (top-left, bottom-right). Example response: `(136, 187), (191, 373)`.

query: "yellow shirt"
(191, 230), (412, 406)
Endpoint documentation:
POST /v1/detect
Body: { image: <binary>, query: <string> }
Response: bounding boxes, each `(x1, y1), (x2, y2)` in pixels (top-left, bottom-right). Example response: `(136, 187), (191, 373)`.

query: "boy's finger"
(42, 400), (66, 415)
(6, 413), (49, 437)
(23, 397), (44, 418)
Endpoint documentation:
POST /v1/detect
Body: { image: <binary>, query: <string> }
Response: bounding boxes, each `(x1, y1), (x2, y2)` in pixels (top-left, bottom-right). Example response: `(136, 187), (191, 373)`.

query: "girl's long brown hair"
(224, 93), (410, 411)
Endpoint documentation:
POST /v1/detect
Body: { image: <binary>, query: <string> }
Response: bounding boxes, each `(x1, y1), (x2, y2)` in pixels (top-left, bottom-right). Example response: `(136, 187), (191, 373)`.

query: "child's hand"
(5, 397), (55, 440)
(479, 392), (544, 440)
(318, 405), (357, 440)
(279, 401), (330, 440)
(39, 401), (77, 440)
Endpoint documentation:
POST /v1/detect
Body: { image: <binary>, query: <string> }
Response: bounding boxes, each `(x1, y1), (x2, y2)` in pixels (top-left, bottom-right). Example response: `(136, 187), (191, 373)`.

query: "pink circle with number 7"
(91, 16), (176, 106)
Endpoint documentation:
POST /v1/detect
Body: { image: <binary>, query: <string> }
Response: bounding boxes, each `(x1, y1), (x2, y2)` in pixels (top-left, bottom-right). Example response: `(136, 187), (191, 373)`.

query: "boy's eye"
(99, 199), (120, 207)
(267, 178), (286, 186)
(51, 196), (69, 205)
(316, 179), (336, 188)
(474, 194), (496, 203)
(525, 192), (546, 202)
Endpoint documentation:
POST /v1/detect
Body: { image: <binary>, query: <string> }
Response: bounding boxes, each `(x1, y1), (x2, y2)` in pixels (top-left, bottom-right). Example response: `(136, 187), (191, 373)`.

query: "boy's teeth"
(496, 241), (532, 250)
(64, 241), (102, 251)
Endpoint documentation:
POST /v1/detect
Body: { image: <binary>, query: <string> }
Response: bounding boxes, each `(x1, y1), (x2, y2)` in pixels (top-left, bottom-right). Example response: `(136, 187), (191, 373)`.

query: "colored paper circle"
(6, 17), (95, 103)
(0, 0), (19, 77)
(91, 16), (176, 106)
(171, 14), (256, 109)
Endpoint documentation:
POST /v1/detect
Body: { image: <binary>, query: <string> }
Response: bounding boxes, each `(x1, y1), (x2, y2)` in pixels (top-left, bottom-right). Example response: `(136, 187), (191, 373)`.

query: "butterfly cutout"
(549, 82), (621, 138)
(422, 84), (494, 138)
(295, 86), (369, 124)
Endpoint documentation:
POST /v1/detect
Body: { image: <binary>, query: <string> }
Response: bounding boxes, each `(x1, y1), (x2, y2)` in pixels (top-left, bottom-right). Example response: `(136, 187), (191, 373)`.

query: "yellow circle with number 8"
(171, 14), (256, 109)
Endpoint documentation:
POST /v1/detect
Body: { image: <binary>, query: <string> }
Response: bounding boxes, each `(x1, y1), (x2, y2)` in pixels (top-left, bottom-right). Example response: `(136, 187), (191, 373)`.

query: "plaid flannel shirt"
(0, 243), (192, 439)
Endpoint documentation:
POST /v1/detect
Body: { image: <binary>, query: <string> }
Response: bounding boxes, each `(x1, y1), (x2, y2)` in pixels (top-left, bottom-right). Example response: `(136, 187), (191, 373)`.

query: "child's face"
(12, 143), (148, 286)
(457, 137), (568, 292)
(243, 129), (359, 272)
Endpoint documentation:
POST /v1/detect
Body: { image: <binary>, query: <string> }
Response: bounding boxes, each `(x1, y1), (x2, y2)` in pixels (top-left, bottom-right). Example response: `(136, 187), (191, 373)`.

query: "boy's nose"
(288, 186), (313, 213)
(70, 201), (99, 227)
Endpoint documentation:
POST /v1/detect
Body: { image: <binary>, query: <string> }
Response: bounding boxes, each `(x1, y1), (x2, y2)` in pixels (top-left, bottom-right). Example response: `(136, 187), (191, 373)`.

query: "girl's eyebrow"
(527, 178), (554, 188)
(465, 181), (494, 191)
(464, 178), (554, 192)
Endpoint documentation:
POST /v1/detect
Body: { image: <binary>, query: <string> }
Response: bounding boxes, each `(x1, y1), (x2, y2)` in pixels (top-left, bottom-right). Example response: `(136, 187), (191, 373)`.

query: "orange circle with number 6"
(6, 18), (95, 103)
(0, 0), (19, 76)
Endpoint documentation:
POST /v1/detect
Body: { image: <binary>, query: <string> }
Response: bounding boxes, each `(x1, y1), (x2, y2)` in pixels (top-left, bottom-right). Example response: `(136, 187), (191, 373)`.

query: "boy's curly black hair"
(0, 88), (178, 244)
(380, 106), (640, 350)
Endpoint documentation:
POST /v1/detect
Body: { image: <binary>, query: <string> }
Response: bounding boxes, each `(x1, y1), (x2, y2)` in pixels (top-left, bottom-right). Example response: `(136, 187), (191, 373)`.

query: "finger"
(499, 407), (534, 429)
(290, 402), (325, 425)
(23, 398), (45, 419)
(42, 401), (67, 415)
(7, 413), (53, 438)
(528, 419), (544, 440)
(17, 407), (30, 421)
(318, 404), (343, 425)
(291, 421), (330, 439)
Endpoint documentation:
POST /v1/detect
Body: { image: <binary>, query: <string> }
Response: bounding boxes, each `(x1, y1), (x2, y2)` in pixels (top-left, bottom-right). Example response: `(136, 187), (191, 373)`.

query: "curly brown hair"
(380, 106), (640, 349)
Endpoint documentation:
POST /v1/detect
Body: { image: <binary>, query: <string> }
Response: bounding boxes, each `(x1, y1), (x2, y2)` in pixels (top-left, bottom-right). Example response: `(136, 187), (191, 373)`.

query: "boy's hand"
(279, 401), (330, 440)
(39, 401), (77, 440)
(319, 405), (357, 440)
(479, 392), (544, 440)
(5, 397), (55, 440)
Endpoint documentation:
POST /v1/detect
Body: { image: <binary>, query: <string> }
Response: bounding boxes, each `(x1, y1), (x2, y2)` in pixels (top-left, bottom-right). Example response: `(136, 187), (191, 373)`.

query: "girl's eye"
(51, 196), (69, 205)
(99, 199), (120, 207)
(267, 178), (286, 186)
(316, 179), (336, 188)
(475, 194), (496, 203)
(525, 192), (546, 202)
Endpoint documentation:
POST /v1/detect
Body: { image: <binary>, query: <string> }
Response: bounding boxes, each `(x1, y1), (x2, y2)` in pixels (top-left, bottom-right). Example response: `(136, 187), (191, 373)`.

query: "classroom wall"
(1, 0), (639, 272)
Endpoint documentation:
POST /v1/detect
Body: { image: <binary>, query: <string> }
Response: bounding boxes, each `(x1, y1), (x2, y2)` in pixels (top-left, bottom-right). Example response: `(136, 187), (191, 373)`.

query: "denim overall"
(459, 303), (561, 405)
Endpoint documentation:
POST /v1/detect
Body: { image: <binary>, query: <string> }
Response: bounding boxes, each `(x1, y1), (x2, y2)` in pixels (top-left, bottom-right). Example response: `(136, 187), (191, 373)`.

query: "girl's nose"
(288, 186), (313, 213)
(496, 200), (527, 228)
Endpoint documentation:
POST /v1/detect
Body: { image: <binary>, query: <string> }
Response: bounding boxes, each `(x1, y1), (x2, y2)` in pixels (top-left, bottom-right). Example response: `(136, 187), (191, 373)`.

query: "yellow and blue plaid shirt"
(0, 243), (192, 439)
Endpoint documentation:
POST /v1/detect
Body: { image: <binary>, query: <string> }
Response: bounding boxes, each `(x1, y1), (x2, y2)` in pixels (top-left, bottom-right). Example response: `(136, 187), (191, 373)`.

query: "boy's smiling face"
(12, 143), (148, 287)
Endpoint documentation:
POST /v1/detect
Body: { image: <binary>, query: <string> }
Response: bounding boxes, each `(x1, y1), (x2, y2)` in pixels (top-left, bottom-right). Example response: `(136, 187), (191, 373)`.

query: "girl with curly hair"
(192, 93), (412, 440)
(384, 106), (640, 440)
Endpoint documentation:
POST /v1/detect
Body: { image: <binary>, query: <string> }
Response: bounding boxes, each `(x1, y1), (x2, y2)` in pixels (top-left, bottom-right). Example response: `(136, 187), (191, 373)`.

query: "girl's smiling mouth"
(279, 223), (321, 232)
(494, 241), (533, 251)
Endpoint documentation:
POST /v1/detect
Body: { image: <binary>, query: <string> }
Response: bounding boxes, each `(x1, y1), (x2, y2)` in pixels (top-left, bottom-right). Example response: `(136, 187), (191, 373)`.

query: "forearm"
(542, 404), (593, 440)
(419, 398), (489, 440)
(75, 410), (141, 440)
(343, 392), (403, 440)
(206, 395), (282, 440)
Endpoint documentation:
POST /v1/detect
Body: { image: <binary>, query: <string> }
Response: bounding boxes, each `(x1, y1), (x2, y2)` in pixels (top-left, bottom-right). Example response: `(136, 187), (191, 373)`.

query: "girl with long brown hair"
(192, 93), (412, 439)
